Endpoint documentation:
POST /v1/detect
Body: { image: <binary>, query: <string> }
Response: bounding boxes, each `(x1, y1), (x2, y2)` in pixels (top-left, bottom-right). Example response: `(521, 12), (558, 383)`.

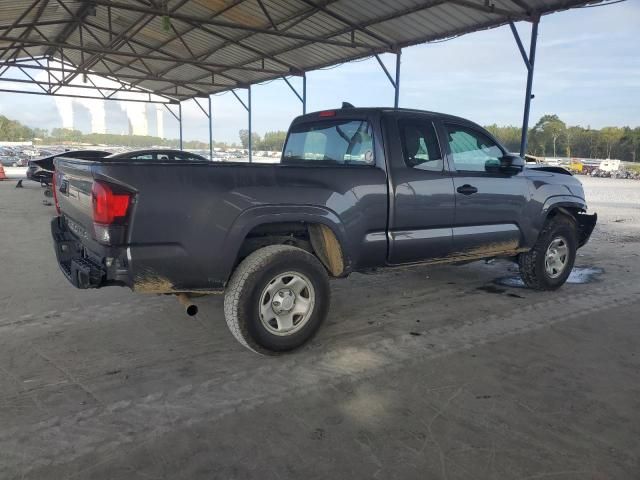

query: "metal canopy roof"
(0, 0), (601, 103)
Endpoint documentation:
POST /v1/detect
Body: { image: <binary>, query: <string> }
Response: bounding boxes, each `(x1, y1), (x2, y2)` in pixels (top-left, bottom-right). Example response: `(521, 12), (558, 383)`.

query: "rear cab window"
(283, 119), (375, 166)
(398, 119), (443, 171)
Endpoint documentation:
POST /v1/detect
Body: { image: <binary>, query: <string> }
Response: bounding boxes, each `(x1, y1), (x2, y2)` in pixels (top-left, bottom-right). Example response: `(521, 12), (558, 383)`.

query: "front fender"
(218, 204), (352, 283)
(521, 195), (589, 249)
(540, 195), (587, 219)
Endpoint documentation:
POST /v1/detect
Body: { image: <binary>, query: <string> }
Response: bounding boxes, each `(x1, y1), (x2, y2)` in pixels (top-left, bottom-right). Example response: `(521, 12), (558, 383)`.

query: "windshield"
(283, 119), (374, 165)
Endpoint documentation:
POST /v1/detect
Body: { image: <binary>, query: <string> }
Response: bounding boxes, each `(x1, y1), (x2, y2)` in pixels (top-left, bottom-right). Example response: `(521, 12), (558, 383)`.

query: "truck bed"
(52, 157), (388, 292)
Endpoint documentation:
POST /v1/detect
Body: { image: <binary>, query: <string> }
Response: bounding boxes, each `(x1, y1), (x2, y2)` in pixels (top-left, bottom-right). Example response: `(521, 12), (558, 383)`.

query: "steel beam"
(283, 75), (306, 113)
(394, 50), (401, 108)
(298, 0), (393, 48)
(0, 61), (235, 89)
(0, 56), (181, 102)
(512, 19), (540, 156)
(0, 87), (175, 104)
(374, 52), (401, 107)
(108, 0), (249, 78)
(209, 96), (213, 161)
(248, 86), (252, 163)
(87, 1), (376, 50)
(0, 36), (292, 75)
(1, 0), (49, 65)
(509, 21), (531, 70)
(449, 0), (524, 18)
(374, 54), (396, 89)
(179, 103), (183, 150)
(144, 0), (339, 89)
(230, 88), (251, 161)
(303, 73), (307, 114)
(181, 0), (442, 93)
(44, 1), (95, 59)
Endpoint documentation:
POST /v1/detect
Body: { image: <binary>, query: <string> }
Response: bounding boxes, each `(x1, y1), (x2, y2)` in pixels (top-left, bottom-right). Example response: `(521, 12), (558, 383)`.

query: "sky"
(0, 0), (638, 144)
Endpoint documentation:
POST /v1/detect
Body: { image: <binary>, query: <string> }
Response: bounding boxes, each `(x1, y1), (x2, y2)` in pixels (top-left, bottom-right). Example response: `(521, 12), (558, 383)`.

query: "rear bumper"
(576, 212), (597, 248)
(51, 216), (130, 289)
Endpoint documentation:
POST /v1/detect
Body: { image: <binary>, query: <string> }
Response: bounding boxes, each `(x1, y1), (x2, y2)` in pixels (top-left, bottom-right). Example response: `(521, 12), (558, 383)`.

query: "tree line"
(2, 114), (638, 161)
(486, 115), (639, 161)
(238, 129), (287, 151)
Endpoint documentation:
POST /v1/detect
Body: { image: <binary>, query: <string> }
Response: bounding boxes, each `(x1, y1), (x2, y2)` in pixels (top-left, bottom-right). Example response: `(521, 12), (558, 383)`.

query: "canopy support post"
(510, 18), (539, 157)
(231, 87), (252, 162)
(394, 49), (401, 108)
(283, 74), (306, 114)
(248, 85), (252, 162)
(193, 97), (212, 157)
(178, 102), (183, 150)
(208, 96), (213, 161)
(374, 50), (401, 108)
(302, 73), (307, 114)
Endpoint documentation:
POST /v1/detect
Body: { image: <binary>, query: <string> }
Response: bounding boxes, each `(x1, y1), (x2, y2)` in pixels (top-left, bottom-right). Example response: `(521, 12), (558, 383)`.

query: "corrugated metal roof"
(0, 0), (603, 103)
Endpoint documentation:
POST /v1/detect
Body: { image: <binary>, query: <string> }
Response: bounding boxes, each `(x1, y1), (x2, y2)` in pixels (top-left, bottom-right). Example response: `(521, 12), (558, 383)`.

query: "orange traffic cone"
(0, 165), (7, 181)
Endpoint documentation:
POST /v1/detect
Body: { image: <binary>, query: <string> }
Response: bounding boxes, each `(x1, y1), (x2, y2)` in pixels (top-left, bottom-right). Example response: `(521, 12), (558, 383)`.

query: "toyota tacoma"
(51, 106), (596, 354)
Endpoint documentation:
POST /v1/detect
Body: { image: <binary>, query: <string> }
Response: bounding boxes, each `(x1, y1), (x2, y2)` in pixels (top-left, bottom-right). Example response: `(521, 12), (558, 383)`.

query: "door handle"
(457, 184), (478, 195)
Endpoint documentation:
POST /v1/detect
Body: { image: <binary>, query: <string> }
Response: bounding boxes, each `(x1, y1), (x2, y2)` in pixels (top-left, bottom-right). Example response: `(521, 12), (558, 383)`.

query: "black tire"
(223, 245), (330, 355)
(518, 214), (577, 291)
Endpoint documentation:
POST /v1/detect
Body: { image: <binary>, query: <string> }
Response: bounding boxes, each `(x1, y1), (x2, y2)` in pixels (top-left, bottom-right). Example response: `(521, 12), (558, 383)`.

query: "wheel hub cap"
(272, 289), (295, 313)
(259, 272), (315, 336)
(545, 236), (569, 279)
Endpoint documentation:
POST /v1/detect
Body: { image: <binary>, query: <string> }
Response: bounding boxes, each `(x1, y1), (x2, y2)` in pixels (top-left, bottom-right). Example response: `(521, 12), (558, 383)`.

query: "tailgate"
(52, 157), (136, 289)
(53, 157), (96, 241)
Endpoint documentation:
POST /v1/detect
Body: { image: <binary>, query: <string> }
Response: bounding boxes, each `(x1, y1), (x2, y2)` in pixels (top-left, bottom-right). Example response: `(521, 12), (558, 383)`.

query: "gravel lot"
(0, 176), (639, 480)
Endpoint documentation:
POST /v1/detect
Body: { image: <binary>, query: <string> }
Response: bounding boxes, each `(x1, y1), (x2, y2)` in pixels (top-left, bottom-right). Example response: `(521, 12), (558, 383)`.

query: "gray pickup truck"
(51, 106), (596, 354)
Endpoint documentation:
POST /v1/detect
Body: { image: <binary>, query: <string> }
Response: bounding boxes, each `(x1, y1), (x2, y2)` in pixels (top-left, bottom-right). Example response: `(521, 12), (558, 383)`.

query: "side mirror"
(499, 154), (525, 174)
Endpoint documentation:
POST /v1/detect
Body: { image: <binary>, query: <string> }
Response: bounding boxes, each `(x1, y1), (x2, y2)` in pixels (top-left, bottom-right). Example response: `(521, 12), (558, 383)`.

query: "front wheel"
(223, 245), (330, 354)
(518, 214), (577, 290)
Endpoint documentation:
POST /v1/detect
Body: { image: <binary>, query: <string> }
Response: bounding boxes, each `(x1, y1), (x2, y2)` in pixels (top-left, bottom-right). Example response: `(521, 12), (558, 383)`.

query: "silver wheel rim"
(259, 271), (315, 336)
(545, 236), (569, 279)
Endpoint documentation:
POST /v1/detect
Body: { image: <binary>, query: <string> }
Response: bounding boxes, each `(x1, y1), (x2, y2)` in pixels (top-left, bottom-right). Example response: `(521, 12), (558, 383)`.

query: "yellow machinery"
(569, 159), (583, 174)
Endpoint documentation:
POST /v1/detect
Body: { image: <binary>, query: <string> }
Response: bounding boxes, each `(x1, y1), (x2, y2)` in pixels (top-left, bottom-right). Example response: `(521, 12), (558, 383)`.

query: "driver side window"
(445, 124), (503, 172)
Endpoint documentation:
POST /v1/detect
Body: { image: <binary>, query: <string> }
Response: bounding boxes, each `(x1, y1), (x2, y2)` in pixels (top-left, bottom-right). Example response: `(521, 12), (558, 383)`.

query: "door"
(387, 116), (456, 264)
(441, 123), (529, 254)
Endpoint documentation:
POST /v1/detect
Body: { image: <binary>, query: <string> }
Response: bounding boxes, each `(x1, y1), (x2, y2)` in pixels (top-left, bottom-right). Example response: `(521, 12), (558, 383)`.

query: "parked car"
(27, 150), (110, 185)
(51, 106), (597, 354)
(0, 155), (21, 166)
(27, 149), (208, 186)
(104, 149), (209, 162)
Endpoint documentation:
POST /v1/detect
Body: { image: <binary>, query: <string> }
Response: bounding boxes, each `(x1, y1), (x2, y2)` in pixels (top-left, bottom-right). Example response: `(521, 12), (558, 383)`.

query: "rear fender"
(219, 205), (351, 283)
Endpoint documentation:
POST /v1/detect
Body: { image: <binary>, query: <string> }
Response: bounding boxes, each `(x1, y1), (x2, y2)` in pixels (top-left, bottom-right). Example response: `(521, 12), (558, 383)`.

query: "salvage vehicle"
(51, 106), (597, 354)
(105, 149), (209, 162)
(27, 150), (110, 185)
(28, 149), (207, 187)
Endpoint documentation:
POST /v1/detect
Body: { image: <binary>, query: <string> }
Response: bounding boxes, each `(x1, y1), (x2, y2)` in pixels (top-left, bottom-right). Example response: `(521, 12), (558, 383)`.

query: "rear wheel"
(518, 214), (577, 290)
(223, 245), (330, 354)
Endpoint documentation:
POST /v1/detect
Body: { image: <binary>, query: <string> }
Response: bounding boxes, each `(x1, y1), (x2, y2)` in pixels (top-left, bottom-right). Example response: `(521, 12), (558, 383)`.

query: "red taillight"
(91, 181), (131, 225)
(319, 110), (336, 117)
(52, 171), (61, 215)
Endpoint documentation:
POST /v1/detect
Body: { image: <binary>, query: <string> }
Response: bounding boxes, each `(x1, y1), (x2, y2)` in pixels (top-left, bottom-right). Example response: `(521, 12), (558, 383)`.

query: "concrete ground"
(0, 176), (639, 480)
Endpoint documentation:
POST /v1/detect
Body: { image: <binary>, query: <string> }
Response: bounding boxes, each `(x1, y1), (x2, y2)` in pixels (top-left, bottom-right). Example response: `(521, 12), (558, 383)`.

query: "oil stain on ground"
(476, 285), (506, 294)
(494, 266), (604, 289)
